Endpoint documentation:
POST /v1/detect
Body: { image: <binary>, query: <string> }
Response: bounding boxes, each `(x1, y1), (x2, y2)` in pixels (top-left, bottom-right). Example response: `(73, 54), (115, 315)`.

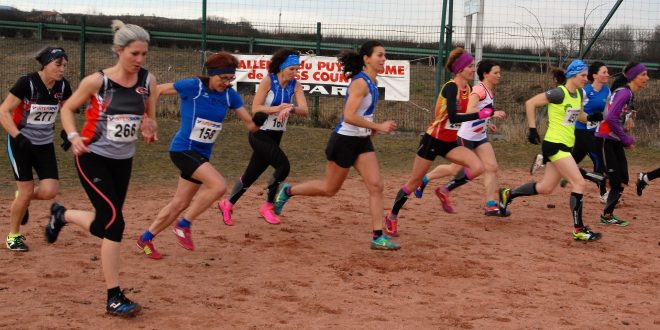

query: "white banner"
(235, 54), (409, 101)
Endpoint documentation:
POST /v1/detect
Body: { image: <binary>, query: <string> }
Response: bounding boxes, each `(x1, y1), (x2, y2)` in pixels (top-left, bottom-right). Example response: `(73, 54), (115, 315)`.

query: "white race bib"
(107, 114), (142, 142)
(358, 114), (374, 136)
(562, 108), (580, 126)
(261, 113), (288, 131)
(190, 118), (222, 143)
(27, 104), (58, 125)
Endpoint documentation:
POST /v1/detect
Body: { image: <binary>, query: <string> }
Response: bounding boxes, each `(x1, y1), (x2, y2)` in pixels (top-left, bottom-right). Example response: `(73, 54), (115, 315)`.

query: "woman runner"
(45, 20), (158, 317)
(218, 48), (308, 226)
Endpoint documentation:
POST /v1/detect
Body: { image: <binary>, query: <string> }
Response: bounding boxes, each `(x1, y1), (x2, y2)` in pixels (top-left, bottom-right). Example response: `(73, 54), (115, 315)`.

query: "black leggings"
(572, 129), (604, 173)
(75, 152), (132, 242)
(229, 130), (290, 204)
(600, 138), (628, 215)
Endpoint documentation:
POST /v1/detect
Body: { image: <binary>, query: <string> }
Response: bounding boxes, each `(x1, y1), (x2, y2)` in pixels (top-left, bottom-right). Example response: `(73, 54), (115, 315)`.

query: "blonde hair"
(111, 20), (149, 48)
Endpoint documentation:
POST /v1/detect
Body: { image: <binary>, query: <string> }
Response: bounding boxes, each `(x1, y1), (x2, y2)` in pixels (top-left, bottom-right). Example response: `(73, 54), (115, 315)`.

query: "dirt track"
(0, 168), (658, 329)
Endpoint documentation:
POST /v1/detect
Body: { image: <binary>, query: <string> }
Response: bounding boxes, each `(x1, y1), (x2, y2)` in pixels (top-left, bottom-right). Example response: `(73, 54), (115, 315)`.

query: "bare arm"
(291, 81), (308, 116)
(343, 79), (396, 133)
(524, 92), (549, 128)
(60, 73), (104, 155)
(0, 93), (23, 137)
(142, 73), (159, 143)
(157, 83), (176, 97)
(235, 107), (258, 132)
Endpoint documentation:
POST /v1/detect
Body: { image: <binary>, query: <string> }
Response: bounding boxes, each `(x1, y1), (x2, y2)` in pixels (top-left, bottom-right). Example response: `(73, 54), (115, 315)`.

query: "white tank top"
(458, 82), (493, 141)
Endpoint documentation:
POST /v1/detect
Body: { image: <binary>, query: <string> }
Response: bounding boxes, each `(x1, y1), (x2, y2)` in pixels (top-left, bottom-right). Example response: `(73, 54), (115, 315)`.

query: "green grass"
(2, 118), (658, 194)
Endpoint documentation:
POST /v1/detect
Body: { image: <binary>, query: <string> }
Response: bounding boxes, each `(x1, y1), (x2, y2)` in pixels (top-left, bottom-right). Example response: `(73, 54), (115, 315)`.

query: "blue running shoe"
(273, 183), (291, 215)
(371, 234), (401, 250)
(107, 291), (142, 317)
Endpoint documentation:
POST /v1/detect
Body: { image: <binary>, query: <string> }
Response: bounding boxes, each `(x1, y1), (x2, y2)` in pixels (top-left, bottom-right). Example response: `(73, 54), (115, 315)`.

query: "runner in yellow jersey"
(498, 59), (602, 241)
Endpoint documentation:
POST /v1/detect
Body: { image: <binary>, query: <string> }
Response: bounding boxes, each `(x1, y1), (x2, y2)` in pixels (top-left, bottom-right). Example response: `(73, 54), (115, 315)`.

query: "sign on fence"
(235, 54), (410, 101)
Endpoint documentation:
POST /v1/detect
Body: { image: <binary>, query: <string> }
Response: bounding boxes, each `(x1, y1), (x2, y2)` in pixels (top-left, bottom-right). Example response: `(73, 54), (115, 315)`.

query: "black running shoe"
(45, 203), (67, 244)
(107, 291), (142, 317)
(6, 234), (29, 252)
(636, 172), (648, 197)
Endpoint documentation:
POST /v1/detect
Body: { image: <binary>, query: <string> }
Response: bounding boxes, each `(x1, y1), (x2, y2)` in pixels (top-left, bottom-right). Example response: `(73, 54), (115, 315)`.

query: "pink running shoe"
(434, 187), (456, 214)
(136, 237), (162, 260)
(384, 214), (398, 237)
(259, 202), (280, 225)
(218, 199), (234, 226)
(172, 224), (195, 251)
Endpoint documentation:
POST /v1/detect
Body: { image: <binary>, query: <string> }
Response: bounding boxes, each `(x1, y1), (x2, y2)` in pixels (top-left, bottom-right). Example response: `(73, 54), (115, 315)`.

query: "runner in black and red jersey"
(0, 45), (71, 252)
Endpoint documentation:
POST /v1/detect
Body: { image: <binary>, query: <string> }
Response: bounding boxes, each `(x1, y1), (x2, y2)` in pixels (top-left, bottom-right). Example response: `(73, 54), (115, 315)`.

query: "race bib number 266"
(107, 114), (142, 142)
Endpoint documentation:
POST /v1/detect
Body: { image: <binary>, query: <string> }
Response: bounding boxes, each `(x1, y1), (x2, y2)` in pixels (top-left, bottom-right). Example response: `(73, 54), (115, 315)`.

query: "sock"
(390, 186), (411, 216)
(446, 170), (469, 192)
(510, 182), (538, 200)
(373, 230), (383, 238)
(266, 176), (280, 203)
(418, 175), (429, 191)
(108, 287), (121, 301)
(177, 218), (191, 228)
(570, 192), (584, 229)
(228, 177), (247, 205)
(140, 230), (154, 242)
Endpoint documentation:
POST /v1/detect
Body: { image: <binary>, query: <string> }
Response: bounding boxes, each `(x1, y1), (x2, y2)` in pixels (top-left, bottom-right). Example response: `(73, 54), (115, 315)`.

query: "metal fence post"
(37, 23), (43, 40)
(201, 0), (207, 74)
(436, 0), (448, 100)
(79, 16), (86, 81)
(313, 22), (321, 127)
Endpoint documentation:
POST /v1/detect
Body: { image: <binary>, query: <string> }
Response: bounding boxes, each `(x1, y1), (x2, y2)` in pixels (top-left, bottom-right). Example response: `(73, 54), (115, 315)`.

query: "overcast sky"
(5, 1), (658, 34)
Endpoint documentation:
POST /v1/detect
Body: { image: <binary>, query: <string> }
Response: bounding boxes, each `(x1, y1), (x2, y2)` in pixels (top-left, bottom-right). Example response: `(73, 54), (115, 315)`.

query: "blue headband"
(207, 67), (236, 76)
(279, 54), (300, 71)
(565, 60), (588, 78)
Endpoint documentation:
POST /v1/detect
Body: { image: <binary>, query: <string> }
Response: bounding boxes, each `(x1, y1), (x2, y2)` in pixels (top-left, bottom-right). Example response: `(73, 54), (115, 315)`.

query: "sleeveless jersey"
(544, 85), (582, 147)
(425, 80), (471, 142)
(260, 73), (296, 132)
(169, 77), (244, 159)
(457, 82), (492, 141)
(333, 72), (378, 137)
(596, 86), (634, 141)
(576, 83), (610, 131)
(81, 68), (150, 159)
(10, 72), (72, 145)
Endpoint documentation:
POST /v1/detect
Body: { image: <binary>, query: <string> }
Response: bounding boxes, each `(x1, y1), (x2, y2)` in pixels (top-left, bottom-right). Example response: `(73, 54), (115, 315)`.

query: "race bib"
(107, 114), (142, 142)
(27, 104), (58, 125)
(358, 114), (374, 136)
(261, 114), (288, 131)
(562, 107), (580, 126)
(190, 118), (222, 143)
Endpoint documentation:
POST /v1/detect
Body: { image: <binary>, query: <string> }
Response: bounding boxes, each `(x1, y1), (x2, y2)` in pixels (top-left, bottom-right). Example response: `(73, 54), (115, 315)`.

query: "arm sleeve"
(441, 82), (480, 123)
(228, 89), (244, 110)
(605, 89), (632, 142)
(9, 75), (31, 100)
(545, 87), (565, 104)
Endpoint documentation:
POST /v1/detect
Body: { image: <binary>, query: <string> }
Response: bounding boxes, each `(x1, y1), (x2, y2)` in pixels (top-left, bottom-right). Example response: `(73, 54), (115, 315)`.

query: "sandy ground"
(0, 168), (658, 329)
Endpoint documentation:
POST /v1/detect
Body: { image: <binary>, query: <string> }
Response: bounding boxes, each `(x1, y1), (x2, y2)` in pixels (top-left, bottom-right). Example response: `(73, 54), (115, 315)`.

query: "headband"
(207, 67), (236, 76)
(624, 63), (647, 81)
(565, 59), (588, 78)
(450, 52), (474, 74)
(279, 54), (300, 71)
(38, 48), (68, 66)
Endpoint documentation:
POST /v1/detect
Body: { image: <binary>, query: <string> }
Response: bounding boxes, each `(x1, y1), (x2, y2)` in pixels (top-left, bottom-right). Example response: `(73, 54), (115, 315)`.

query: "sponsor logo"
(135, 86), (148, 95)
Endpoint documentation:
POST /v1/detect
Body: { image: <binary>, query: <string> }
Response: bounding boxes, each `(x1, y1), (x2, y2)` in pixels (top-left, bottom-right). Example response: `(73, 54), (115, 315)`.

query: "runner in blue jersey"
(572, 61), (610, 202)
(273, 41), (401, 250)
(219, 48), (308, 226)
(137, 51), (257, 258)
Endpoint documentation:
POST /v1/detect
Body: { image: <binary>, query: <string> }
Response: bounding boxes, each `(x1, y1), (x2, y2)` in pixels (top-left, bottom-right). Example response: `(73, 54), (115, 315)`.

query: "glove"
(14, 133), (32, 149)
(621, 134), (635, 147)
(478, 107), (494, 119)
(60, 129), (71, 151)
(252, 112), (268, 127)
(586, 112), (603, 122)
(527, 127), (541, 144)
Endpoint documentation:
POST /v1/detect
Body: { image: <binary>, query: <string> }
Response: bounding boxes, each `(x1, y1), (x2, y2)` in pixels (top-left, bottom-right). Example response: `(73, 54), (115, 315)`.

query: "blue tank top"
(260, 73), (296, 132)
(333, 72), (378, 137)
(169, 77), (244, 159)
(576, 83), (610, 131)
